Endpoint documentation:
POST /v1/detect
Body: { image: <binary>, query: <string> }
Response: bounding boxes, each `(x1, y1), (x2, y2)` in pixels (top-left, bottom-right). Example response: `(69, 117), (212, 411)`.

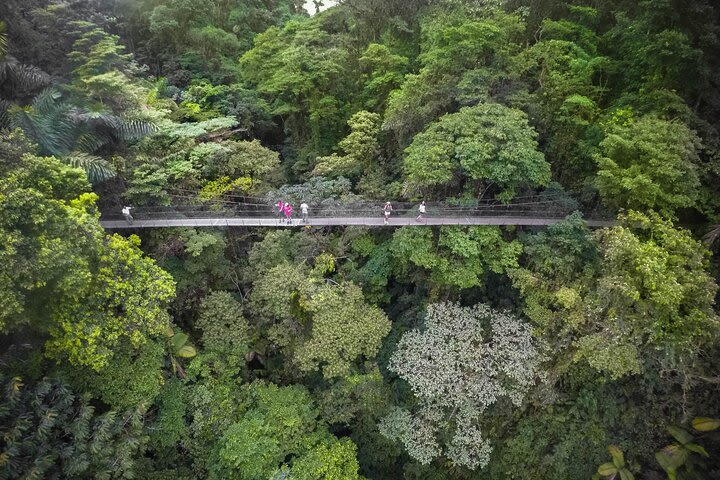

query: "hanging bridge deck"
(100, 216), (614, 229)
(100, 193), (615, 229)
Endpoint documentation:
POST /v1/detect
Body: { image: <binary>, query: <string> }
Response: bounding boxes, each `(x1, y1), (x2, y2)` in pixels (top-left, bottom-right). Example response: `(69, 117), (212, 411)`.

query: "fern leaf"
(65, 153), (117, 184)
(119, 119), (157, 141)
(75, 132), (107, 153)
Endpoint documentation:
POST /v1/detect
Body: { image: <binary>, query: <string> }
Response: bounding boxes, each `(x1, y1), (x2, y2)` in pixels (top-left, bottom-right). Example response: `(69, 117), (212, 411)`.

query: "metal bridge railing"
(101, 190), (613, 224)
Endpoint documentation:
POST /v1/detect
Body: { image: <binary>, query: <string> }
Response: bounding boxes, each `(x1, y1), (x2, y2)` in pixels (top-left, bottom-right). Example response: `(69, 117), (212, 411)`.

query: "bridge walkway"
(100, 216), (614, 229)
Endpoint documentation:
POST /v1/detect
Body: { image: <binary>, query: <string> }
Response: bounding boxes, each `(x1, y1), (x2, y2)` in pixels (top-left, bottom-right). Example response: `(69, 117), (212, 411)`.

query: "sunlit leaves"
(576, 211), (719, 377)
(403, 104), (550, 199)
(161, 116), (238, 138)
(209, 382), (363, 480)
(1, 151), (176, 370)
(390, 225), (522, 290)
(595, 445), (635, 480)
(297, 282), (391, 378)
(313, 111), (381, 179)
(691, 418), (720, 432)
(46, 234), (175, 370)
(595, 115), (701, 215)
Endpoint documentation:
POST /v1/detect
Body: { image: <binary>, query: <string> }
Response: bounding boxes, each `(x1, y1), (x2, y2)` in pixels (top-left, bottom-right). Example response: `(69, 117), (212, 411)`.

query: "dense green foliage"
(403, 103), (550, 199)
(1, 0), (720, 479)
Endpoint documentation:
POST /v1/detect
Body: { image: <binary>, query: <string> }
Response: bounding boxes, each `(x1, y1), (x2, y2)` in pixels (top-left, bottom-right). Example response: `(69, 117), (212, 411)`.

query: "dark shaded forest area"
(1, 1), (720, 478)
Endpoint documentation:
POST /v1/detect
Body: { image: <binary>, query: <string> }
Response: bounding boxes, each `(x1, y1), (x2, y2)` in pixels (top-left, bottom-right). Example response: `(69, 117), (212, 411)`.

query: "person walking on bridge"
(276, 200), (285, 224)
(283, 202), (293, 224)
(416, 201), (426, 222)
(122, 205), (133, 225)
(383, 201), (393, 225)
(300, 202), (309, 223)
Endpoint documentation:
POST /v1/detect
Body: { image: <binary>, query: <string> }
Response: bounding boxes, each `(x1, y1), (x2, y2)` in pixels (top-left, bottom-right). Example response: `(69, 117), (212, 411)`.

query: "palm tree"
(0, 21), (51, 129)
(704, 224), (720, 247)
(1, 23), (153, 184)
(9, 88), (156, 184)
(0, 21), (50, 101)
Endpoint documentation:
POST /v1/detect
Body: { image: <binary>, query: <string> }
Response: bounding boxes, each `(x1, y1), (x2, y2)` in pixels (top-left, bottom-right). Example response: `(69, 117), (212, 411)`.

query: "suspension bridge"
(99, 191), (615, 229)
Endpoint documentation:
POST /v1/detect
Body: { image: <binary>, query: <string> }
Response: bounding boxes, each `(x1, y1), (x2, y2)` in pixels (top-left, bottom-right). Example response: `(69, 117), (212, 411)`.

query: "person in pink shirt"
(283, 202), (293, 224)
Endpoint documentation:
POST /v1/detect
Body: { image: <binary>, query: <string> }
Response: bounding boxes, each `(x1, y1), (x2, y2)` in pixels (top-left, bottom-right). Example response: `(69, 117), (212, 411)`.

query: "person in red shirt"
(283, 202), (293, 224)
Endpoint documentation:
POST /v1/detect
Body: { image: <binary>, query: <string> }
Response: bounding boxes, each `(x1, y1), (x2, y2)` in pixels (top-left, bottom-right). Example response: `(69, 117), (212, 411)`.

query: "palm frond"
(118, 119), (157, 141)
(704, 224), (720, 246)
(0, 59), (12, 86)
(74, 131), (107, 153)
(0, 21), (7, 59)
(70, 109), (155, 145)
(31, 88), (64, 115)
(65, 153), (117, 184)
(0, 56), (50, 94)
(9, 106), (58, 155)
(10, 62), (50, 92)
(8, 87), (152, 157)
(70, 109), (122, 130)
(0, 99), (10, 128)
(9, 89), (77, 156)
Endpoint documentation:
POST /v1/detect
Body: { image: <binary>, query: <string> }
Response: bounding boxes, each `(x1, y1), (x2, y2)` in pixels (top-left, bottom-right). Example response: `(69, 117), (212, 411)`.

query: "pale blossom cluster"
(381, 302), (542, 469)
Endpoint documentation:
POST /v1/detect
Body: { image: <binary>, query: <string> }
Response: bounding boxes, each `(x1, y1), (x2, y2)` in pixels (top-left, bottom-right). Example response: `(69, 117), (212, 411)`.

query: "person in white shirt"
(300, 202), (309, 223)
(416, 201), (426, 222)
(383, 201), (393, 224)
(122, 206), (133, 224)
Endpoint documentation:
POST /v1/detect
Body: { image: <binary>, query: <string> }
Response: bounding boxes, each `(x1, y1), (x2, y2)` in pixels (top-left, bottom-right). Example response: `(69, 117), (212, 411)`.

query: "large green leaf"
(655, 446), (687, 473)
(176, 345), (197, 358)
(597, 463), (617, 476)
(691, 417), (720, 432)
(66, 153), (116, 184)
(685, 443), (709, 457)
(170, 332), (189, 351)
(667, 426), (693, 445)
(170, 356), (180, 374)
(619, 469), (635, 480)
(655, 451), (677, 479)
(608, 445), (625, 468)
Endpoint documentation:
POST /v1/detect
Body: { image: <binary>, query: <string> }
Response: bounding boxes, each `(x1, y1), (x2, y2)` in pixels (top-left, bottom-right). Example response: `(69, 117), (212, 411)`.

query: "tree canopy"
(403, 104), (551, 200)
(1, 1), (720, 478)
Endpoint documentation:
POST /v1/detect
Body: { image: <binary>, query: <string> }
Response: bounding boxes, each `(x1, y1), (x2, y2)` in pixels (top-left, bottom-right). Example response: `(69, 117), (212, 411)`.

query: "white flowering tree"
(379, 302), (542, 469)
